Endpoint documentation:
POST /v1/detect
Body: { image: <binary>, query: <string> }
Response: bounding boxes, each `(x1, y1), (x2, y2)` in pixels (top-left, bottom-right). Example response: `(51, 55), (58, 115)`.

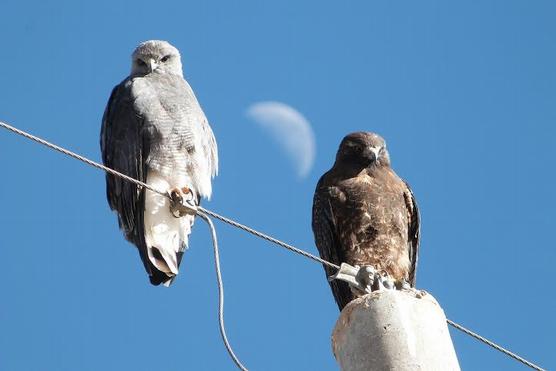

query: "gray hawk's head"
(336, 131), (391, 168)
(131, 40), (183, 77)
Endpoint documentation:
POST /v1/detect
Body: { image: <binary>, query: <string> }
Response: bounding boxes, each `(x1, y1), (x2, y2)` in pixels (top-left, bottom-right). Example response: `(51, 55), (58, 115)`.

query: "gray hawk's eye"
(161, 55), (170, 63)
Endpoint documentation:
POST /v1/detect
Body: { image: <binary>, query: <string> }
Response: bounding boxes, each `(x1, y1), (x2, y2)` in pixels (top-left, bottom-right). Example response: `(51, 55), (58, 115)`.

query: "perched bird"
(312, 132), (419, 310)
(101, 40), (218, 286)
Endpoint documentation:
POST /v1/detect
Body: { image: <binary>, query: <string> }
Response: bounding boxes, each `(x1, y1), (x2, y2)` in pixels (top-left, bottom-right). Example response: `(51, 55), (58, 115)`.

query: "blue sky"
(1, 1), (554, 370)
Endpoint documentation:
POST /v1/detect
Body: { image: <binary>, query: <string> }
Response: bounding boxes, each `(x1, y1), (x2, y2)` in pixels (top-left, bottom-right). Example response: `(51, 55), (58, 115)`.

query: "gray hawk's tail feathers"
(143, 172), (197, 286)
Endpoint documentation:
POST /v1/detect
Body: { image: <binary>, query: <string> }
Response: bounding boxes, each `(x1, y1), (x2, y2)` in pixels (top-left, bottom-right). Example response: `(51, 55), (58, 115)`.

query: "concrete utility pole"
(332, 290), (460, 371)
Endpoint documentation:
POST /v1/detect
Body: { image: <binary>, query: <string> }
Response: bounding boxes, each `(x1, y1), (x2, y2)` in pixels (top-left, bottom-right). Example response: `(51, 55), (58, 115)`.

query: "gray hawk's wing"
(100, 79), (153, 274)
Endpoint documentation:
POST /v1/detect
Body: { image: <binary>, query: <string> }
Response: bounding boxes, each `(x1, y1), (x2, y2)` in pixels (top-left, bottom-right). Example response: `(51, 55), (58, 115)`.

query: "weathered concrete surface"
(332, 290), (460, 371)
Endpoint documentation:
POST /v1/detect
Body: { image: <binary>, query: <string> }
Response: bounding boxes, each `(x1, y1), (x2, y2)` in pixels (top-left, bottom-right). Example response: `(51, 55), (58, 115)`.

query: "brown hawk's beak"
(363, 147), (381, 163)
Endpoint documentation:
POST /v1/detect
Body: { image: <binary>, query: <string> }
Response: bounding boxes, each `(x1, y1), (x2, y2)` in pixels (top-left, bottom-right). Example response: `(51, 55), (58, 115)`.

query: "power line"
(0, 120), (546, 371)
(0, 121), (166, 197)
(198, 206), (339, 270)
(197, 210), (248, 371)
(446, 319), (545, 371)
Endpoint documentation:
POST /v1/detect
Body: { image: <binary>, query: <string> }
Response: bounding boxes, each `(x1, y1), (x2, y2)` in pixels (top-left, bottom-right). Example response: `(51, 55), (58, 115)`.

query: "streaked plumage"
(100, 40), (217, 286)
(312, 132), (419, 310)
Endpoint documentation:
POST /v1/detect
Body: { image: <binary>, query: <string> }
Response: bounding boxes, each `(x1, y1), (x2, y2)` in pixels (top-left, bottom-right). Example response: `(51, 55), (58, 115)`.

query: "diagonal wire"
(0, 120), (546, 371)
(0, 121), (168, 197)
(446, 319), (545, 371)
(0, 120), (337, 270)
(197, 210), (248, 371)
(197, 206), (339, 270)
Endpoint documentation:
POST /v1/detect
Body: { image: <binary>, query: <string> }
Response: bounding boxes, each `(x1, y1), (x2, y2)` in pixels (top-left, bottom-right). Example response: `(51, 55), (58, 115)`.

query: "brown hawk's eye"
(353, 144), (364, 153)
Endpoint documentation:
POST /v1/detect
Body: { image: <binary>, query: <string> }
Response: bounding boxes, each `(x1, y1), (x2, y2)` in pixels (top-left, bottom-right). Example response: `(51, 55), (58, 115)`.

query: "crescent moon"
(246, 101), (316, 179)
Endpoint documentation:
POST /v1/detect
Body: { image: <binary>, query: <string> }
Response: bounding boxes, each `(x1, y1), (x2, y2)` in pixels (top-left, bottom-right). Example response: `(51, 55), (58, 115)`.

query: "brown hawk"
(312, 132), (420, 310)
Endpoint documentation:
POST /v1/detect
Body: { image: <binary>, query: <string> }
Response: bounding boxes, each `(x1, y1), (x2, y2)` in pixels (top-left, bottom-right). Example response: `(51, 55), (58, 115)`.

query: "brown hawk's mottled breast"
(312, 132), (420, 310)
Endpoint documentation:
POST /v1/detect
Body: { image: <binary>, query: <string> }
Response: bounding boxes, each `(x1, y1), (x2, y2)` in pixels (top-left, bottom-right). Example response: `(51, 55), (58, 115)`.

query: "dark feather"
(100, 79), (155, 279)
(403, 181), (420, 287)
(312, 186), (355, 310)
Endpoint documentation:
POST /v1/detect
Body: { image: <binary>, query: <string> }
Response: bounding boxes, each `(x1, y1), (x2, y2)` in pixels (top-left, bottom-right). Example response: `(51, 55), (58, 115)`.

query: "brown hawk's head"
(335, 132), (391, 168)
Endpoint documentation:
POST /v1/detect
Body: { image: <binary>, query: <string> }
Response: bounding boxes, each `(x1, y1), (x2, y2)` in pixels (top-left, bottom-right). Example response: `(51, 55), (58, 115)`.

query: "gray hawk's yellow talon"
(168, 187), (197, 218)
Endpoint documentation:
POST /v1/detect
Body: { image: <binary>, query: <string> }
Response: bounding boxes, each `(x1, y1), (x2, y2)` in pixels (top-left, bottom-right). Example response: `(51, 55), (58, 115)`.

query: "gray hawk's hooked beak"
(148, 58), (158, 73)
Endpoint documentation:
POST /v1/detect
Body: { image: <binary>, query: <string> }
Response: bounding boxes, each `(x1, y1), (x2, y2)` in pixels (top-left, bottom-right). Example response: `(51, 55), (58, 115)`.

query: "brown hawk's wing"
(403, 180), (420, 287)
(312, 181), (354, 310)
